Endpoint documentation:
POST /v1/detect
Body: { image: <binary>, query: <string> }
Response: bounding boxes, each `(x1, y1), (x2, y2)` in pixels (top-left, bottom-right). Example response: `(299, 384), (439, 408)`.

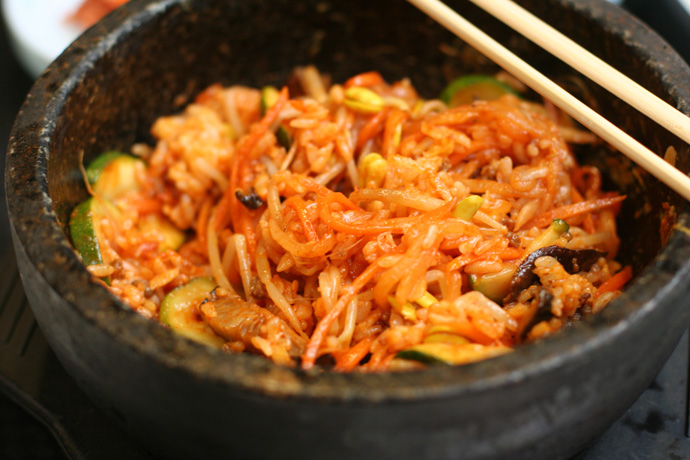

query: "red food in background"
(70, 0), (130, 27)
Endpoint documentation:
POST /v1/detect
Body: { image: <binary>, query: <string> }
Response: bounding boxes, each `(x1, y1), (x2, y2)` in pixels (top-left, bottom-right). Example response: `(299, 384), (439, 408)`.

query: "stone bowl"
(7, 0), (690, 458)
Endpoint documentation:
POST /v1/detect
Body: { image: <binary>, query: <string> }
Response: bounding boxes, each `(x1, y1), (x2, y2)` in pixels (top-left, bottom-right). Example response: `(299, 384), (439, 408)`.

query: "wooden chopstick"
(467, 0), (690, 147)
(407, 0), (690, 201)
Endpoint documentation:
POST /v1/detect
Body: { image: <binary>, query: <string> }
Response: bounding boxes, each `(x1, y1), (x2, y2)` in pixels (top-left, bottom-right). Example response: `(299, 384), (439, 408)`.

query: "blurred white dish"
(2, 0), (84, 78)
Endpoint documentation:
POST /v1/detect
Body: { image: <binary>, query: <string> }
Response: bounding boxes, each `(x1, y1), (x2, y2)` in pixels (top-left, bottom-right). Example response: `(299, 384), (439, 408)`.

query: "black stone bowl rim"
(7, 0), (690, 402)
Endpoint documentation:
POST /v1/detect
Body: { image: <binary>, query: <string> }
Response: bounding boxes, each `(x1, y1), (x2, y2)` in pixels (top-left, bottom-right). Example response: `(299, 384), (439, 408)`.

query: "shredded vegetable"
(70, 68), (631, 372)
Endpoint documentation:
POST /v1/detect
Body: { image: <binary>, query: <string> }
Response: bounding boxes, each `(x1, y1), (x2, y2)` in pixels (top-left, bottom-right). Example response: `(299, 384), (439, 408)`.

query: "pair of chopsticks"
(407, 0), (690, 202)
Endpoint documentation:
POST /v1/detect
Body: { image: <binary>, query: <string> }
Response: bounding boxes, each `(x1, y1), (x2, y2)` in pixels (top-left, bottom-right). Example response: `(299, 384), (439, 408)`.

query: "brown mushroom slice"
(506, 246), (605, 303)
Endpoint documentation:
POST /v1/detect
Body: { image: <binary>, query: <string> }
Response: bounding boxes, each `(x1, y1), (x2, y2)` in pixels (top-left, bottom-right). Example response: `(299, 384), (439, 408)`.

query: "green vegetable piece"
(85, 151), (126, 185)
(275, 128), (293, 151)
(85, 152), (186, 251)
(260, 86), (281, 115)
(70, 198), (105, 268)
(468, 267), (515, 304)
(396, 346), (451, 365)
(160, 277), (225, 347)
(69, 197), (119, 284)
(137, 214), (186, 251)
(424, 332), (470, 345)
(260, 86), (292, 149)
(87, 152), (144, 201)
(453, 195), (484, 220)
(440, 75), (518, 107)
(396, 342), (510, 366)
(523, 218), (569, 255)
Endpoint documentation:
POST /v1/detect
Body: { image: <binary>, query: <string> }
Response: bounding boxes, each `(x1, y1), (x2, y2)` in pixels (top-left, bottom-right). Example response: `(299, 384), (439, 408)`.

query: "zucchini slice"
(260, 86), (292, 149)
(396, 343), (510, 366)
(440, 75), (518, 107)
(87, 152), (144, 201)
(137, 214), (186, 252)
(468, 267), (516, 304)
(159, 277), (225, 347)
(86, 151), (185, 251)
(423, 326), (470, 345)
(69, 197), (120, 282)
(70, 197), (107, 267)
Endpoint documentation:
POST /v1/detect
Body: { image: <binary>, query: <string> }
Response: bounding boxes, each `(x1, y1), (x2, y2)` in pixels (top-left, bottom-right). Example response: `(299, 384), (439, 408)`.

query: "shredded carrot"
(333, 335), (376, 372)
(463, 179), (544, 198)
(284, 196), (319, 241)
(214, 86), (289, 233)
(195, 197), (214, 250)
(302, 261), (382, 370)
(381, 109), (410, 158)
(356, 107), (391, 150)
(81, 70), (631, 372)
(597, 266), (633, 296)
(526, 195), (626, 228)
(318, 193), (456, 235)
(571, 186), (597, 234)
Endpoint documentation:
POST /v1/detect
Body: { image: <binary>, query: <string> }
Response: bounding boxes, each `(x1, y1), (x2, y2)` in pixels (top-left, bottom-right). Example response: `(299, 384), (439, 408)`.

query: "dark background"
(0, 12), (65, 460)
(1, 1), (690, 459)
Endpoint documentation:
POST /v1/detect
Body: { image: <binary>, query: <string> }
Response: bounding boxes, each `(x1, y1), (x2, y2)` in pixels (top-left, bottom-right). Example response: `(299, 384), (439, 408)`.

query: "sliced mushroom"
(506, 246), (605, 303)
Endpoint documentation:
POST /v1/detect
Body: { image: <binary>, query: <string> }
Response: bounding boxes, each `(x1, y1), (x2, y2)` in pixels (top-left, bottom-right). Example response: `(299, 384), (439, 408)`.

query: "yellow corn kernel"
(360, 153), (387, 187)
(344, 87), (385, 113)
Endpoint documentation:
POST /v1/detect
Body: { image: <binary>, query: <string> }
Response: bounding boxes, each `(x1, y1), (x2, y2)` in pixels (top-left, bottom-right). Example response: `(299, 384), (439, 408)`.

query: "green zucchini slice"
(137, 214), (186, 252)
(468, 267), (516, 304)
(159, 277), (225, 347)
(396, 342), (510, 366)
(87, 152), (144, 201)
(86, 152), (185, 251)
(70, 197), (108, 267)
(441, 75), (518, 107)
(69, 197), (121, 283)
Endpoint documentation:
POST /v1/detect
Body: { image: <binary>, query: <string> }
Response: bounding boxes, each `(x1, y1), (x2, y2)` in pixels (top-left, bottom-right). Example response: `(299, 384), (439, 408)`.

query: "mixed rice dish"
(70, 67), (632, 371)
